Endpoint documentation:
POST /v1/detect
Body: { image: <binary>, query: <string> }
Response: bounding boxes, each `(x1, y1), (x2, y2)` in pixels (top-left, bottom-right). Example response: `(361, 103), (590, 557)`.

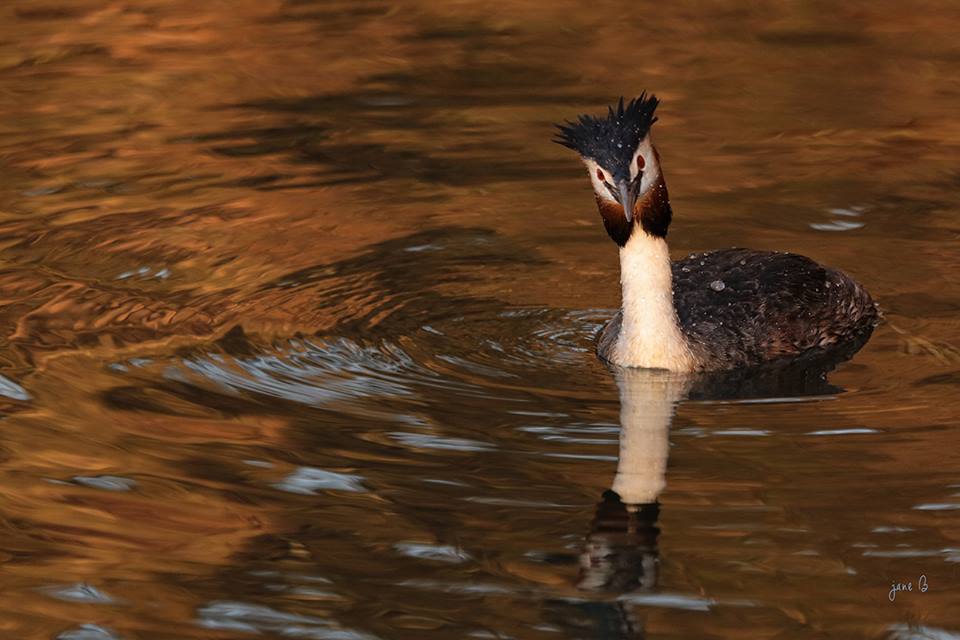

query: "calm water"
(0, 1), (958, 638)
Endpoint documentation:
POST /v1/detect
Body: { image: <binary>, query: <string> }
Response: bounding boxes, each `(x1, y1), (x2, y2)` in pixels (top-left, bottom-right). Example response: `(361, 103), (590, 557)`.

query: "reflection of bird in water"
(566, 354), (859, 637)
(578, 368), (684, 594)
(578, 354), (855, 596)
(555, 93), (879, 371)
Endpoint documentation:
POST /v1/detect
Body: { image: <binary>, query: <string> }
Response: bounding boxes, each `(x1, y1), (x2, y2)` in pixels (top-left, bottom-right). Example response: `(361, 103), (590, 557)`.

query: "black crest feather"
(554, 93), (659, 182)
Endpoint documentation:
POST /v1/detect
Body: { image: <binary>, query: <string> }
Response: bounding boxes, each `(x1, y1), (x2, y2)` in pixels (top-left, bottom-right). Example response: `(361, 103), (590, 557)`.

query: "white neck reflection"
(611, 367), (689, 505)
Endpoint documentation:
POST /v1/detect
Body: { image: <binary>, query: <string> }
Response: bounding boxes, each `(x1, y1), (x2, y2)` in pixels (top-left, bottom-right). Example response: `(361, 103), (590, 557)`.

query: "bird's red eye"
(596, 168), (605, 182)
(637, 155), (645, 169)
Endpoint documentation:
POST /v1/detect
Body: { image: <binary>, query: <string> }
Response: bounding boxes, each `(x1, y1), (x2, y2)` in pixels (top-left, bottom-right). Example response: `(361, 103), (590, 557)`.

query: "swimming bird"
(555, 93), (879, 371)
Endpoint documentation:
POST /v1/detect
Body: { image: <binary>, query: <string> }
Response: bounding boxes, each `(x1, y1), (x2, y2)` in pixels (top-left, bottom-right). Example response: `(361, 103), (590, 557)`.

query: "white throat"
(613, 232), (696, 371)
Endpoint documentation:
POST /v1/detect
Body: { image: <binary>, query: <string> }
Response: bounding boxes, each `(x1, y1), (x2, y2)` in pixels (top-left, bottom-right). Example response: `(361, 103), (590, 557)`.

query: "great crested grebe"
(555, 93), (879, 371)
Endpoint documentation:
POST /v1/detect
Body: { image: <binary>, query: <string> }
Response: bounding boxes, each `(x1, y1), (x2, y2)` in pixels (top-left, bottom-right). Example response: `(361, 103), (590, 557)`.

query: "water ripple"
(43, 583), (115, 604)
(57, 626), (121, 640)
(197, 601), (377, 639)
(273, 467), (367, 495)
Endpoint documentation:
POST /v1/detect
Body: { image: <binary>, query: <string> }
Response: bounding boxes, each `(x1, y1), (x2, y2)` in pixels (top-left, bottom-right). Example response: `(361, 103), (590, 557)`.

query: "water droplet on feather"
(710, 280), (726, 292)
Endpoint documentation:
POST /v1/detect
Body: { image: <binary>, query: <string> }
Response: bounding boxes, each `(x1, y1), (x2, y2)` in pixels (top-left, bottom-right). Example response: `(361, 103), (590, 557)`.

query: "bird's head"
(555, 93), (669, 246)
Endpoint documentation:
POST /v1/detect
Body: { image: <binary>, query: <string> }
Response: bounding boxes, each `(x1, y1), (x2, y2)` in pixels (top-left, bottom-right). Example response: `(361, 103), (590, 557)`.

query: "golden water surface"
(0, 1), (958, 638)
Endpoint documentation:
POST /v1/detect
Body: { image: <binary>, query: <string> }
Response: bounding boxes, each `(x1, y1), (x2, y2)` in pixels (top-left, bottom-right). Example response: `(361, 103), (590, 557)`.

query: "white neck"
(611, 369), (688, 504)
(612, 232), (696, 371)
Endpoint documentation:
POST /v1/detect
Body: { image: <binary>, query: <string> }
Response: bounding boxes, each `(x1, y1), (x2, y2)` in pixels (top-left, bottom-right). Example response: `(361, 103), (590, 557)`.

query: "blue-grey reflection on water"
(57, 625), (121, 640)
(197, 600), (377, 639)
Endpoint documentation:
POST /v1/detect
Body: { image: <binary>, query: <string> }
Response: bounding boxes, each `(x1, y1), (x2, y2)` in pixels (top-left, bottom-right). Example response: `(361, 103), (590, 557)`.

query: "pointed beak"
(618, 181), (635, 223)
